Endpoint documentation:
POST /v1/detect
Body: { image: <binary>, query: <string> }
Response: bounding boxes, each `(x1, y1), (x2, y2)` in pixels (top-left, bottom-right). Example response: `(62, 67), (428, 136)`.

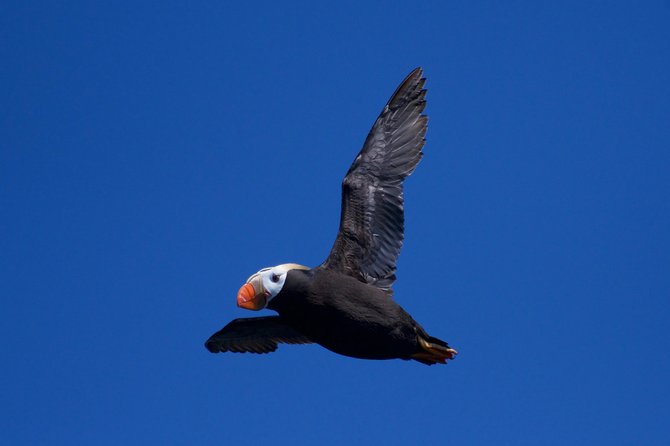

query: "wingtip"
(409, 66), (423, 77)
(386, 67), (426, 110)
(204, 339), (220, 353)
(403, 67), (425, 86)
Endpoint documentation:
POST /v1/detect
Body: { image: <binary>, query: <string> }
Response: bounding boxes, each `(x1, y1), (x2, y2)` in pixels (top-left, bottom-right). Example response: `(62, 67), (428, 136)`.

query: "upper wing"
(205, 316), (313, 354)
(320, 67), (428, 293)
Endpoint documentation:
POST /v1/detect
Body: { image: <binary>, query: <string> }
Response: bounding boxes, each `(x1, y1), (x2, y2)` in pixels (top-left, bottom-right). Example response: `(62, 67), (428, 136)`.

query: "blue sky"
(2, 1), (669, 444)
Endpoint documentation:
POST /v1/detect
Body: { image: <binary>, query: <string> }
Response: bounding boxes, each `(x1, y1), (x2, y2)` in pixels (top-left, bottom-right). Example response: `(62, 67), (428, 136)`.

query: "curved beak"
(236, 274), (269, 311)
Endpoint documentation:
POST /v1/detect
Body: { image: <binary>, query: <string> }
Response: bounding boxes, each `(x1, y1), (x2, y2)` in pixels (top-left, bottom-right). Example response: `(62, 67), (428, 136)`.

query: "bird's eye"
(270, 273), (280, 283)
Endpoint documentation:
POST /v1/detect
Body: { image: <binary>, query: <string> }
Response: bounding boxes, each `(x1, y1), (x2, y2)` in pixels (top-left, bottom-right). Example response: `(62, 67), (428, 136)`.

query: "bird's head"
(236, 263), (310, 310)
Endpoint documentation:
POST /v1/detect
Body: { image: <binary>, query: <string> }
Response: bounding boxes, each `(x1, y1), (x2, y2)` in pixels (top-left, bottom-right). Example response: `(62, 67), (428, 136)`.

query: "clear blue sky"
(2, 1), (669, 445)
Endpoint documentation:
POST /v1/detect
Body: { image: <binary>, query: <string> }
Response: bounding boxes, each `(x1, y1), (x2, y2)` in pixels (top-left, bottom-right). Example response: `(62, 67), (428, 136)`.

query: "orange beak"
(236, 275), (268, 310)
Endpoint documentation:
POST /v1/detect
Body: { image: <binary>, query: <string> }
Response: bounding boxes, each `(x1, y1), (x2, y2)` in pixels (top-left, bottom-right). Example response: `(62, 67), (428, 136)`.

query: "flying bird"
(205, 68), (457, 365)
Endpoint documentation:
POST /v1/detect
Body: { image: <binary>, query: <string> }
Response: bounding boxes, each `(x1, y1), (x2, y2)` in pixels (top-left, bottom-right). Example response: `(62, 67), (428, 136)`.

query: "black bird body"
(205, 68), (457, 365)
(268, 268), (423, 361)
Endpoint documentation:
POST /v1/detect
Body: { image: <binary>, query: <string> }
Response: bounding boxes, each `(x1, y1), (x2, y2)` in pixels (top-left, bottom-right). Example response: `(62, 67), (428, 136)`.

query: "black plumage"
(322, 67), (427, 292)
(205, 68), (457, 365)
(205, 317), (312, 354)
(266, 269), (448, 363)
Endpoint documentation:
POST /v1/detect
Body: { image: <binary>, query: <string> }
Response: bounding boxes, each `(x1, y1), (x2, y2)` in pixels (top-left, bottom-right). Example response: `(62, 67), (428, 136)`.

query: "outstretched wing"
(320, 67), (428, 293)
(205, 316), (313, 354)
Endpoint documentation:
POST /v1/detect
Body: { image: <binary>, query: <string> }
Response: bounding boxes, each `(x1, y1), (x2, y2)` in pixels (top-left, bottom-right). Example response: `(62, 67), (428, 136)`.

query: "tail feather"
(427, 335), (450, 348)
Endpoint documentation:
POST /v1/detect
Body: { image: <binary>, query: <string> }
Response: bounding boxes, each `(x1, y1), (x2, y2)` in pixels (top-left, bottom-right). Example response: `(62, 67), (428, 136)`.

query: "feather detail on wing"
(320, 67), (428, 293)
(205, 316), (313, 354)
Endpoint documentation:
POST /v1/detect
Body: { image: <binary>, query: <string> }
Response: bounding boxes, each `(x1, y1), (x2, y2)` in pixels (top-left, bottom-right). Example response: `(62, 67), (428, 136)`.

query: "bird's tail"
(411, 335), (458, 365)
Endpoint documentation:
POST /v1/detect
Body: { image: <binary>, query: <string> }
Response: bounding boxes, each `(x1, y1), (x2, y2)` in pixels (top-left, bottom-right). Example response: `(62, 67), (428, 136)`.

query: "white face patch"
(259, 266), (288, 300)
(248, 263), (310, 306)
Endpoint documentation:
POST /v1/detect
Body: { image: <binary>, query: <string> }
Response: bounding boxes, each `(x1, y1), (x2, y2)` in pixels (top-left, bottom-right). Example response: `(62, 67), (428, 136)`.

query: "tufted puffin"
(205, 68), (457, 365)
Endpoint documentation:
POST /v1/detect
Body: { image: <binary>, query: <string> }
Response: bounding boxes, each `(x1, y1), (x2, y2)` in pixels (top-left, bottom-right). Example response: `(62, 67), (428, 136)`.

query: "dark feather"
(321, 67), (428, 292)
(205, 316), (313, 354)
